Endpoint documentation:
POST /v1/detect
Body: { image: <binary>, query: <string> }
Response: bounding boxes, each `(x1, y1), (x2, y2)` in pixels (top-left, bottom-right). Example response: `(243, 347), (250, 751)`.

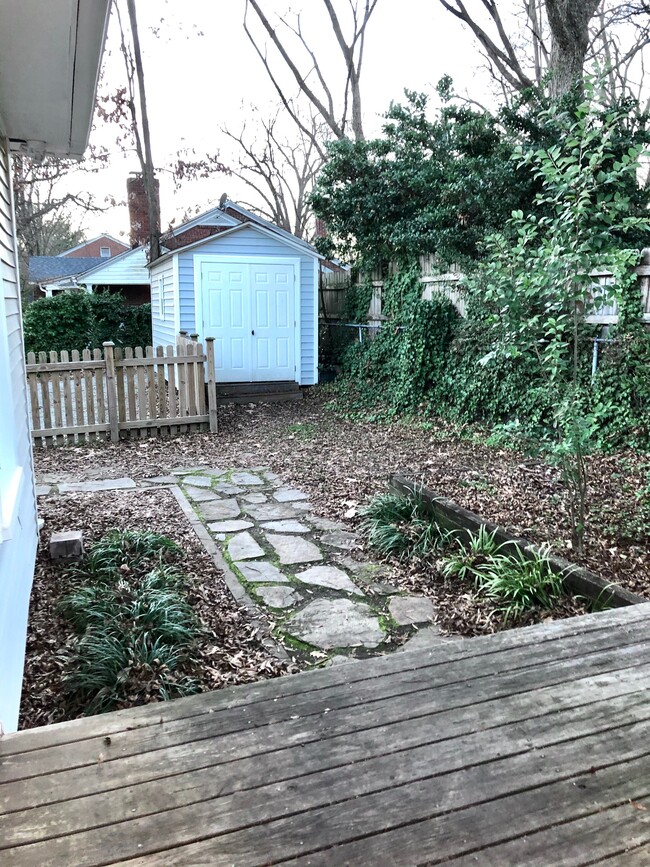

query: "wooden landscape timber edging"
(389, 474), (645, 609)
(26, 338), (218, 447)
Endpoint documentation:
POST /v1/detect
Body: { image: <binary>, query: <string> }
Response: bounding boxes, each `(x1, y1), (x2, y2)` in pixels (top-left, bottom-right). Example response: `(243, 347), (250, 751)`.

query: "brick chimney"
(127, 173), (160, 248)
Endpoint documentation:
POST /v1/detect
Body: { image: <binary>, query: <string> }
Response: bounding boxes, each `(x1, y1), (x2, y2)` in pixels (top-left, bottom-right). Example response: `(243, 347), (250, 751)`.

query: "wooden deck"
(2, 605), (650, 866)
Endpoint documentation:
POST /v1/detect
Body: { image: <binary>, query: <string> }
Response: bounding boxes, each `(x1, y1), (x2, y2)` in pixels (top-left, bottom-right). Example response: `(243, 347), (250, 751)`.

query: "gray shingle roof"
(28, 256), (106, 284)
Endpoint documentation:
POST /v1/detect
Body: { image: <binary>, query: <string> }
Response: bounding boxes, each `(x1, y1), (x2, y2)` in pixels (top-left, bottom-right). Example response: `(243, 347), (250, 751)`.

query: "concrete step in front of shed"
(216, 381), (303, 404)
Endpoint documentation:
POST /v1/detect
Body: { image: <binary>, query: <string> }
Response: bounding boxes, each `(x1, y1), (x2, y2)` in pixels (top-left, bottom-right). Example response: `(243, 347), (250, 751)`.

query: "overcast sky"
(76, 0), (500, 240)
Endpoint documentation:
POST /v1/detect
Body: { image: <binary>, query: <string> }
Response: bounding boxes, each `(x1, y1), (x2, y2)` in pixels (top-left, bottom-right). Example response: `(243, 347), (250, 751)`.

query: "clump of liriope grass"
(442, 528), (564, 621)
(360, 492), (452, 560)
(58, 530), (201, 716)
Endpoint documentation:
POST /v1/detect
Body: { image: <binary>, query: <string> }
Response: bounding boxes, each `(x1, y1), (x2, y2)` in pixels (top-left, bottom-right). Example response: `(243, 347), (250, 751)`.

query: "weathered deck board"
(1, 605), (649, 866)
(4, 602), (648, 757)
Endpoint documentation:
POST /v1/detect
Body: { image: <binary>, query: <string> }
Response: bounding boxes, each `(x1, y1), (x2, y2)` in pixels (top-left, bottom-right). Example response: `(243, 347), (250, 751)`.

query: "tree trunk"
(126, 0), (161, 262)
(545, 0), (600, 97)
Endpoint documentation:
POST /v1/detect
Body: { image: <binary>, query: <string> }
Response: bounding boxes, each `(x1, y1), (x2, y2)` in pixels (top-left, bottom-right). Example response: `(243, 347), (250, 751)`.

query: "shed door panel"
(201, 260), (296, 383)
(250, 263), (295, 382)
(201, 262), (252, 383)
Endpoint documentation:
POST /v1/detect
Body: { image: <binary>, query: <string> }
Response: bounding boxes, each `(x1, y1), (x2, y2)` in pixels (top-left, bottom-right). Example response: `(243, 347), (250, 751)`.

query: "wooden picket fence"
(26, 338), (218, 447)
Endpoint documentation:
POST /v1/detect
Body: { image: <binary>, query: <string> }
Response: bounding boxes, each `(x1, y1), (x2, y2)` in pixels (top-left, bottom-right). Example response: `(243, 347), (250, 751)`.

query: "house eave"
(0, 0), (111, 158)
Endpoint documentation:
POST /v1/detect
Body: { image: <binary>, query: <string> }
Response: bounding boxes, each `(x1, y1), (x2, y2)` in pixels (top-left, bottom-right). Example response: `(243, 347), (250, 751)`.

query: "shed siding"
(0, 134), (38, 732)
(175, 226), (317, 385)
(149, 257), (177, 349)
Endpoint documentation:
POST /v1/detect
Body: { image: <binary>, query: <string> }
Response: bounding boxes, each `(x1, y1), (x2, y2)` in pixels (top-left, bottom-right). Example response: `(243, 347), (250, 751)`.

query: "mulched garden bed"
(370, 555), (590, 638)
(20, 488), (295, 730)
(34, 389), (650, 603)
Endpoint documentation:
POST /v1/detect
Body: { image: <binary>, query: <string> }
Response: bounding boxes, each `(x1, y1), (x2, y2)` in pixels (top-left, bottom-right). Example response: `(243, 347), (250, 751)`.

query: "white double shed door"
(198, 256), (300, 383)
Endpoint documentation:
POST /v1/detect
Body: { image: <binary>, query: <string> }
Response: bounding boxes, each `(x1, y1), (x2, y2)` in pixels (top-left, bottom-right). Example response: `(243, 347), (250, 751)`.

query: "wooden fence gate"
(26, 338), (218, 447)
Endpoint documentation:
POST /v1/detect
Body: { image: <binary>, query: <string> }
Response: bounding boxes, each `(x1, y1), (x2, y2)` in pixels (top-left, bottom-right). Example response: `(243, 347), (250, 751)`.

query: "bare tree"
(437, 0), (650, 99)
(12, 153), (110, 300)
(222, 106), (326, 239)
(114, 0), (161, 260)
(243, 0), (379, 149)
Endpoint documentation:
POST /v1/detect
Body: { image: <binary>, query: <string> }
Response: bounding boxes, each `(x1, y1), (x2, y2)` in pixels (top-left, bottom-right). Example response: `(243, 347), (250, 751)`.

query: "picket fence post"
(205, 337), (218, 434)
(103, 341), (120, 443)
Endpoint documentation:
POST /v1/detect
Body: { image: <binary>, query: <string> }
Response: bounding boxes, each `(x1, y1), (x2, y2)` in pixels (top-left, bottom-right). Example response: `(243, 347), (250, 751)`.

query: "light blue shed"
(149, 203), (321, 386)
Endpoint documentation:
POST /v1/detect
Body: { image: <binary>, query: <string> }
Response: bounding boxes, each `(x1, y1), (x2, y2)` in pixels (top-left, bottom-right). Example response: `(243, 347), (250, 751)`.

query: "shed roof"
(152, 220), (323, 268)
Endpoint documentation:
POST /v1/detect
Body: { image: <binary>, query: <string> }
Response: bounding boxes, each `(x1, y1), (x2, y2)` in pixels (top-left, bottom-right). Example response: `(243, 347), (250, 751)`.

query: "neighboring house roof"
(28, 256), (106, 284)
(59, 234), (129, 256)
(153, 220), (323, 267)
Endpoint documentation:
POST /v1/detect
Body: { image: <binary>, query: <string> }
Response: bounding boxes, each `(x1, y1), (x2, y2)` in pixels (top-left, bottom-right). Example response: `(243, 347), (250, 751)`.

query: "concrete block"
(50, 530), (84, 561)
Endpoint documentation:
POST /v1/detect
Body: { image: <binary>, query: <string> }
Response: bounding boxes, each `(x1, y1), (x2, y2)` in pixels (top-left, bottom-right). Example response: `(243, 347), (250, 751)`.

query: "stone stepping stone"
(292, 502), (312, 513)
(201, 499), (241, 521)
(207, 519), (254, 533)
(141, 475), (177, 485)
(242, 493), (268, 504)
(305, 515), (346, 531)
(320, 529), (360, 551)
(35, 485), (51, 496)
(295, 565), (362, 596)
(182, 475), (213, 488)
(273, 488), (310, 503)
(244, 503), (305, 522)
(399, 625), (451, 652)
(338, 557), (396, 593)
(185, 487), (220, 503)
(215, 483), (245, 496)
(228, 532), (264, 561)
(260, 520), (310, 534)
(231, 471), (264, 486)
(235, 561), (289, 583)
(204, 468), (227, 477)
(255, 585), (302, 609)
(266, 533), (323, 565)
(389, 595), (436, 625)
(286, 598), (384, 649)
(59, 478), (136, 493)
(339, 556), (392, 581)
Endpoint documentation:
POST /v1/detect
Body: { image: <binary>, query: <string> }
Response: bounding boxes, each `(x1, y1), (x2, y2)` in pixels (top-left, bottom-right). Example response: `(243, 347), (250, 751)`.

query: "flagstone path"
(38, 466), (453, 667)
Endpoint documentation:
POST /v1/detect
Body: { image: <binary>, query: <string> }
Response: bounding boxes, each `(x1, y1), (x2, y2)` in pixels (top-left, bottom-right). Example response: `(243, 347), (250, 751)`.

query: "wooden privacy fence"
(26, 338), (218, 447)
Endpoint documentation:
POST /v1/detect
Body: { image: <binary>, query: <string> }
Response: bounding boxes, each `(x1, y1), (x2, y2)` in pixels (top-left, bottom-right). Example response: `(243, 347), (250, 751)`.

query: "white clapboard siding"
(0, 133), (39, 734)
(80, 245), (150, 287)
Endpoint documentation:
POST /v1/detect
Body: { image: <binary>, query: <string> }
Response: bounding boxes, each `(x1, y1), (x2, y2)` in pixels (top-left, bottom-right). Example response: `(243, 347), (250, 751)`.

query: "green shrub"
(360, 492), (452, 559)
(23, 291), (152, 355)
(440, 529), (564, 621)
(23, 292), (92, 355)
(58, 530), (201, 716)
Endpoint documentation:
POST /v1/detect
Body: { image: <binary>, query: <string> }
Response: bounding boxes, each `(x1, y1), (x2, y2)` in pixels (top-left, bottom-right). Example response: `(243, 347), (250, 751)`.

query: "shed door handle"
(251, 330), (255, 335)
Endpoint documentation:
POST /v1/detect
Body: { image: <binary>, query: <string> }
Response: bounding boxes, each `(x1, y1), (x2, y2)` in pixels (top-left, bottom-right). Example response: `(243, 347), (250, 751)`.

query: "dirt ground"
(35, 389), (650, 599)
